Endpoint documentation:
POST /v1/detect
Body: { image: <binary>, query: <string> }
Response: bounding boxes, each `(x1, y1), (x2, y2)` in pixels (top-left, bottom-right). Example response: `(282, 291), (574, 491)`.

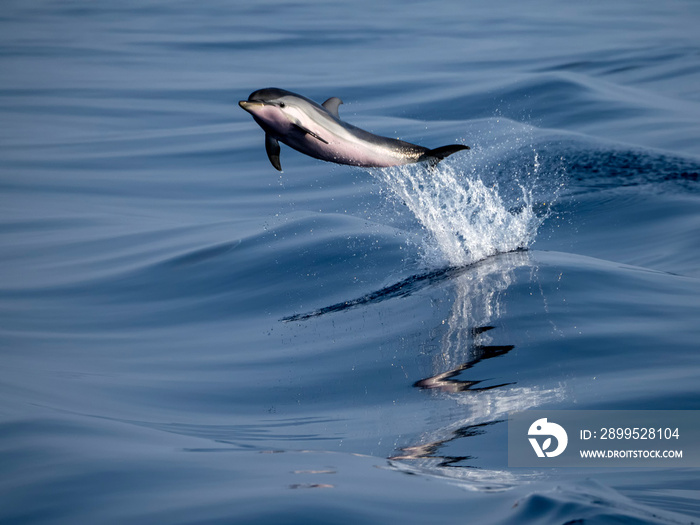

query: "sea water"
(1, 1), (700, 523)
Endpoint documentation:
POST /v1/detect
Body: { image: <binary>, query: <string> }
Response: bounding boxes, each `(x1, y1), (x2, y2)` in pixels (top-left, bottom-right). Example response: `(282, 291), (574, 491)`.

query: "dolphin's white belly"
(282, 121), (421, 167)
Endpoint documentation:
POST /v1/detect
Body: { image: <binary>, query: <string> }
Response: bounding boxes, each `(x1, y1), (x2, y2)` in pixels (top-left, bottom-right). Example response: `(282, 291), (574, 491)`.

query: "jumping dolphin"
(239, 88), (469, 172)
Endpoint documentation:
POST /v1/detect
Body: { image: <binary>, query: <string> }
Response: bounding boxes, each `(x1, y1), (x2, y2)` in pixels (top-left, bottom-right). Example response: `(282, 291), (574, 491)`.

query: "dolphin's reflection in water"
(413, 326), (515, 393)
(284, 250), (565, 490)
(391, 250), (565, 489)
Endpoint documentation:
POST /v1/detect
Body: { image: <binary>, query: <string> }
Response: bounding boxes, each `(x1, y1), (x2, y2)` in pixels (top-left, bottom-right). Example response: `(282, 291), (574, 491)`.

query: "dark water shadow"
(281, 249), (527, 323)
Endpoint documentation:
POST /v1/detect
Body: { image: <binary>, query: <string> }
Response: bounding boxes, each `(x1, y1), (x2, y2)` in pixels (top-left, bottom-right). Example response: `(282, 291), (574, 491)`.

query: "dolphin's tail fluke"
(421, 144), (470, 167)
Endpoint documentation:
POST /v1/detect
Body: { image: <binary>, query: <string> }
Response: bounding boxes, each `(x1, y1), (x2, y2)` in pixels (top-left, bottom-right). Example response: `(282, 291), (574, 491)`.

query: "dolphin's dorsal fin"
(322, 97), (343, 117)
(265, 134), (282, 172)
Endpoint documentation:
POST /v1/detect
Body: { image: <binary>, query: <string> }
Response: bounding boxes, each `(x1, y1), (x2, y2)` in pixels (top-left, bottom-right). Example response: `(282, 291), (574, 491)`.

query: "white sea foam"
(371, 144), (559, 267)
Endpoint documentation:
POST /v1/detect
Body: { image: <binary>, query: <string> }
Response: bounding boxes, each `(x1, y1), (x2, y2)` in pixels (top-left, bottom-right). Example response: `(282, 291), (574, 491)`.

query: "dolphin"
(239, 88), (469, 172)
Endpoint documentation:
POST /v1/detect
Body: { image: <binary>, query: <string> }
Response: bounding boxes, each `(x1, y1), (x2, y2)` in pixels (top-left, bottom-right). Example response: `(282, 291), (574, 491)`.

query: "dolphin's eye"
(279, 102), (286, 108)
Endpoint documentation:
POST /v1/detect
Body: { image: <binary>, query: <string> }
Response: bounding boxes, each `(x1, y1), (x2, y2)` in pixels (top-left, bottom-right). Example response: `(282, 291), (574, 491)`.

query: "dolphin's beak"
(239, 100), (265, 113)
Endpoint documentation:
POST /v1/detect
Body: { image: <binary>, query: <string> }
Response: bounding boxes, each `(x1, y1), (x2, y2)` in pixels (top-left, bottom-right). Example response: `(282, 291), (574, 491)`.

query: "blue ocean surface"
(2, 1), (700, 523)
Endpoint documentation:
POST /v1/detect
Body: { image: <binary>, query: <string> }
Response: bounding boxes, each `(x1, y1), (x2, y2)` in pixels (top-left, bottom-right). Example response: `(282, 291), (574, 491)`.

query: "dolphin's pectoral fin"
(322, 97), (343, 118)
(421, 144), (470, 168)
(293, 123), (329, 144)
(265, 134), (282, 172)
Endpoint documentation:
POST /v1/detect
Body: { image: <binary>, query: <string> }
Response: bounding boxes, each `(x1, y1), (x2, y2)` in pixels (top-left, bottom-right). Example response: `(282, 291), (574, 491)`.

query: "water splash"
(371, 144), (559, 267)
